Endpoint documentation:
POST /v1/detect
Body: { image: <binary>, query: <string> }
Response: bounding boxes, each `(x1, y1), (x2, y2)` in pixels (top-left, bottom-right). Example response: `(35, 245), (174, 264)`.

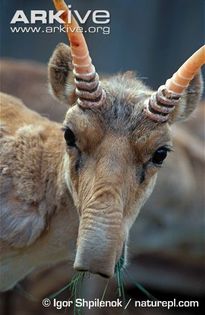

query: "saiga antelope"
(0, 0), (204, 291)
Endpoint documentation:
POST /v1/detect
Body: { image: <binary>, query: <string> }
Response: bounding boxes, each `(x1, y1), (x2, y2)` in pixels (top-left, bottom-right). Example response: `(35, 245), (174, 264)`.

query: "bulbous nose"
(74, 242), (116, 278)
(74, 184), (124, 277)
(74, 222), (124, 278)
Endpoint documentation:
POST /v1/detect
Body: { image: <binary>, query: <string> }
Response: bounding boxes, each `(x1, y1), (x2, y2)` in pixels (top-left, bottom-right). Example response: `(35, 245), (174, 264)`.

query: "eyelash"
(63, 127), (77, 148)
(62, 127), (82, 171)
(139, 145), (173, 183)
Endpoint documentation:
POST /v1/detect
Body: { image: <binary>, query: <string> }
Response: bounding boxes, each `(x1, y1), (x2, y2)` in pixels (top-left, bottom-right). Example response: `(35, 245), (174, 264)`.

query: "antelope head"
(48, 1), (204, 278)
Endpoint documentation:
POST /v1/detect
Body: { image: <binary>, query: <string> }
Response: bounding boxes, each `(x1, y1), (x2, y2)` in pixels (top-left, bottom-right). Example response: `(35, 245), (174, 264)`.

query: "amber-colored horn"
(166, 45), (205, 94)
(144, 45), (205, 123)
(53, 0), (106, 108)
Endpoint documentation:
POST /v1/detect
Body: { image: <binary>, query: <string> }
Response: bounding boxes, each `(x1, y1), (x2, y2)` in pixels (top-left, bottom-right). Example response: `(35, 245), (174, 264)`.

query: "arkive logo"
(9, 5), (111, 35)
(10, 6), (110, 25)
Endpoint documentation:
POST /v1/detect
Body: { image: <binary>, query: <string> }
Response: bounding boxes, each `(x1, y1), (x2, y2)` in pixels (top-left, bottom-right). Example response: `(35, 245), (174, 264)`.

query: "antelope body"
(0, 1), (204, 292)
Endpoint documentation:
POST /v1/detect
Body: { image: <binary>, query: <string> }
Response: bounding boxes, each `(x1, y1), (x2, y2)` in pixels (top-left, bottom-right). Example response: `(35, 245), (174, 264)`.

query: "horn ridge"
(144, 86), (180, 122)
(77, 89), (106, 108)
(144, 45), (205, 122)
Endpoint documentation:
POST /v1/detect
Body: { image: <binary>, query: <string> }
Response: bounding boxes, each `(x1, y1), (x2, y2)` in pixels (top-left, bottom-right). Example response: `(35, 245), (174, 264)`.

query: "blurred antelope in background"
(0, 0), (204, 292)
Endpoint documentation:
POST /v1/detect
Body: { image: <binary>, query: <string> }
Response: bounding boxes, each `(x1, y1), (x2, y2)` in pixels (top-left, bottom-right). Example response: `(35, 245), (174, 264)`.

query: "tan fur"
(0, 43), (203, 290)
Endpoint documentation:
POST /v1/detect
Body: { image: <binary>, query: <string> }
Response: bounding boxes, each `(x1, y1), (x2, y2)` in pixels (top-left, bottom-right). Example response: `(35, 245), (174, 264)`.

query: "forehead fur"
(101, 72), (152, 134)
(64, 72), (171, 143)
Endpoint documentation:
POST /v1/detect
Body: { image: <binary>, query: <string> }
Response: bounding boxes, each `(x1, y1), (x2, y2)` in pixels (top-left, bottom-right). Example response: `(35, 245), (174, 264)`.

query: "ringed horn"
(53, 0), (106, 108)
(144, 45), (205, 122)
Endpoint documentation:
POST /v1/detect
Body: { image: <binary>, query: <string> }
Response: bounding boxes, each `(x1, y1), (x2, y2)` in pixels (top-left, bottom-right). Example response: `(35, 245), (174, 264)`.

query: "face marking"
(139, 163), (146, 184)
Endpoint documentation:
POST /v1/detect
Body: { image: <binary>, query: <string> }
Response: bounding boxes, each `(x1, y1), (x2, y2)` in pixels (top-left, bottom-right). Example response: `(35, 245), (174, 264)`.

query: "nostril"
(74, 263), (113, 278)
(74, 266), (112, 279)
(97, 272), (111, 279)
(74, 265), (89, 273)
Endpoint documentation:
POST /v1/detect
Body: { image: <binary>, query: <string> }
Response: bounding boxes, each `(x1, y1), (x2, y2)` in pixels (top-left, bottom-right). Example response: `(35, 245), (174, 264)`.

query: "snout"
(74, 240), (117, 278)
(73, 219), (124, 278)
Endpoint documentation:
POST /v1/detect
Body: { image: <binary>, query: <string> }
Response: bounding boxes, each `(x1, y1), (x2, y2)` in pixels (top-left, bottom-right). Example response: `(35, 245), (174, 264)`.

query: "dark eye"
(64, 128), (76, 147)
(152, 146), (170, 165)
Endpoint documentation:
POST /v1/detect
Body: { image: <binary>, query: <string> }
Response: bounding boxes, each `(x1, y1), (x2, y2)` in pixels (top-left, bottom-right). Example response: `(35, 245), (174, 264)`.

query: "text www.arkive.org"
(10, 25), (110, 35)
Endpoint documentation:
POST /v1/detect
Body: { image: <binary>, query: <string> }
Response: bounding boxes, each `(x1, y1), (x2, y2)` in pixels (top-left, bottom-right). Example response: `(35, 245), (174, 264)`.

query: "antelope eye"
(152, 146), (169, 165)
(64, 128), (76, 147)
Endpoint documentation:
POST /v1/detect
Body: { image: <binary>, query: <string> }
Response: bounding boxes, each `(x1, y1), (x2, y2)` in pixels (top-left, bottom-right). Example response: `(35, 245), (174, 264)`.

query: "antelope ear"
(169, 71), (204, 123)
(48, 43), (77, 106)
